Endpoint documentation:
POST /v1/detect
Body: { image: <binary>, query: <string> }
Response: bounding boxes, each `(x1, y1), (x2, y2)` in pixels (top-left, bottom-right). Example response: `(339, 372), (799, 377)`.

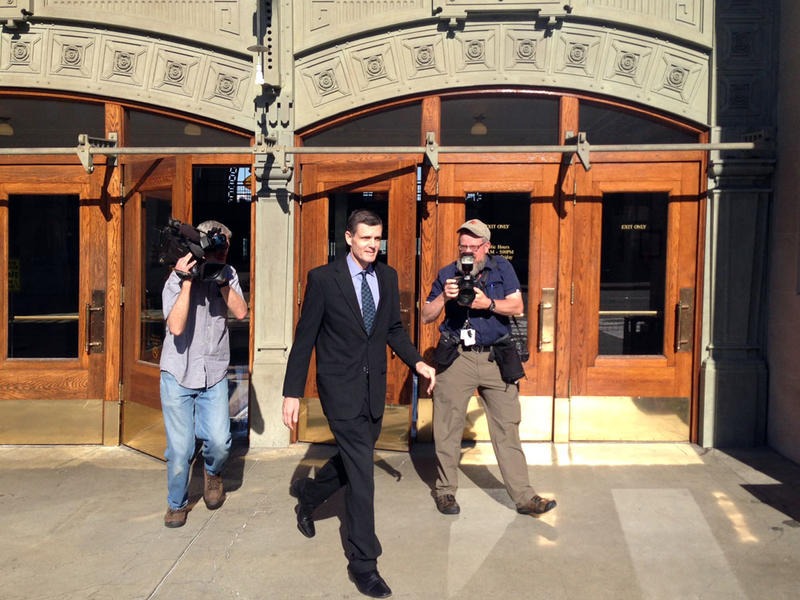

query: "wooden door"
(420, 162), (561, 441)
(0, 163), (113, 443)
(294, 159), (418, 450)
(120, 157), (185, 457)
(565, 160), (703, 440)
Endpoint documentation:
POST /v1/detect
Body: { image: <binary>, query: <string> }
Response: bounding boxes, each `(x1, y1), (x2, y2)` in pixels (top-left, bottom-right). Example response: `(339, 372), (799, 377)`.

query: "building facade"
(0, 1), (789, 459)
(769, 0), (800, 465)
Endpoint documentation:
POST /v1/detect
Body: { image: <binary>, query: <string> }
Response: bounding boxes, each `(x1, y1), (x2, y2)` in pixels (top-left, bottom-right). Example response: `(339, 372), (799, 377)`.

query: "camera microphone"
(170, 218), (202, 244)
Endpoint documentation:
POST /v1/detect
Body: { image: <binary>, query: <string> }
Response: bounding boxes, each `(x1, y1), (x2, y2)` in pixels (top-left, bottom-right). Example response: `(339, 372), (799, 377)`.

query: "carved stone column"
(249, 0), (296, 447)
(249, 191), (294, 448)
(699, 0), (778, 447)
(700, 155), (773, 447)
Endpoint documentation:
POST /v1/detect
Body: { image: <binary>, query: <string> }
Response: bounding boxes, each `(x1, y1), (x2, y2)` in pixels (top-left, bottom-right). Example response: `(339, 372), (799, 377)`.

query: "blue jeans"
(160, 371), (232, 510)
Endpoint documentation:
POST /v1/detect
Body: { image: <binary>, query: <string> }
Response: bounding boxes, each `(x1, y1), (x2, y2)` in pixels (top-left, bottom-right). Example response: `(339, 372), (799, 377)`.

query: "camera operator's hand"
(471, 287), (492, 310)
(166, 253), (197, 336)
(174, 252), (197, 282)
(443, 278), (459, 300)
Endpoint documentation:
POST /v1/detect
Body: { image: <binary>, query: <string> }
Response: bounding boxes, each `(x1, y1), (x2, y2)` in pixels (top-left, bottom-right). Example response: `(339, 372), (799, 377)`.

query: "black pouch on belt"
(490, 335), (526, 383)
(433, 331), (461, 372)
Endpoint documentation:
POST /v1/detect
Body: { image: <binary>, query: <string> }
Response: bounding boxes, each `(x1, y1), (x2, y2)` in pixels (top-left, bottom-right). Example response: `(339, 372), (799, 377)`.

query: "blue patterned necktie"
(361, 270), (376, 334)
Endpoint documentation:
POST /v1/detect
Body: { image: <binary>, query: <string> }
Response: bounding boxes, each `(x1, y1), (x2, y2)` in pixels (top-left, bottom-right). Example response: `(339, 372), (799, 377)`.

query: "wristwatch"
(488, 299), (496, 313)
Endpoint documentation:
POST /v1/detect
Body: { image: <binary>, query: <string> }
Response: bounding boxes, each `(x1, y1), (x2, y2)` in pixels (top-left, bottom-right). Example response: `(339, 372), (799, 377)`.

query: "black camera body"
(455, 253), (477, 306)
(157, 218), (229, 282)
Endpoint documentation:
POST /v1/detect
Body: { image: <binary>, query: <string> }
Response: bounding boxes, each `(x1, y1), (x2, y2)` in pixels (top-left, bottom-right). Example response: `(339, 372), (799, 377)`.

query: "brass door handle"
(674, 287), (694, 353)
(538, 287), (555, 352)
(84, 290), (105, 355)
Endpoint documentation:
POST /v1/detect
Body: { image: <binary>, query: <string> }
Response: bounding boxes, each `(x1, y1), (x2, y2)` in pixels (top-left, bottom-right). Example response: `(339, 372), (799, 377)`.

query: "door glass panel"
(192, 166), (252, 364)
(465, 193), (530, 349)
(580, 102), (698, 144)
(303, 103), (422, 147)
(141, 193), (172, 363)
(192, 166), (253, 440)
(328, 192), (389, 262)
(126, 110), (251, 147)
(441, 96), (559, 145)
(599, 193), (667, 355)
(8, 195), (79, 358)
(0, 98), (105, 148)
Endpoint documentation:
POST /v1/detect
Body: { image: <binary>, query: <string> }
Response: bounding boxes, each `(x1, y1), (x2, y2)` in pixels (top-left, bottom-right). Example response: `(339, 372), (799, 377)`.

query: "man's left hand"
(471, 288), (492, 310)
(415, 361), (436, 394)
(282, 396), (300, 430)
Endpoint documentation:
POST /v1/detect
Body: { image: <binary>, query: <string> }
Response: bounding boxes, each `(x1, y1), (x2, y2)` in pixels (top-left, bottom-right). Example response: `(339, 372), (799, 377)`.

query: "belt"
(461, 343), (491, 352)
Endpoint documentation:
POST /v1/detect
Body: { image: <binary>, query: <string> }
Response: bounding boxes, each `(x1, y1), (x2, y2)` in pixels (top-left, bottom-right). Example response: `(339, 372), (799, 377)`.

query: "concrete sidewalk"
(2, 442), (799, 600)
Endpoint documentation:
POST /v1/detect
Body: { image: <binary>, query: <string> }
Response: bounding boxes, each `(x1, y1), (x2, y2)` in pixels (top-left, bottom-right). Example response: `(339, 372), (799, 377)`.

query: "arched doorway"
(292, 91), (706, 445)
(0, 94), (254, 456)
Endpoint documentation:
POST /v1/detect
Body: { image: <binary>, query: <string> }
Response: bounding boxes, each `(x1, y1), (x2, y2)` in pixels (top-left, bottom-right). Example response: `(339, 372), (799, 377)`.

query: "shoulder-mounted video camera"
(157, 217), (229, 282)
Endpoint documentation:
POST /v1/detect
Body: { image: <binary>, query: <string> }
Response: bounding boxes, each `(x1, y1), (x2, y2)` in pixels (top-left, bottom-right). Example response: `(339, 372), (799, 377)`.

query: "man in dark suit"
(282, 209), (436, 599)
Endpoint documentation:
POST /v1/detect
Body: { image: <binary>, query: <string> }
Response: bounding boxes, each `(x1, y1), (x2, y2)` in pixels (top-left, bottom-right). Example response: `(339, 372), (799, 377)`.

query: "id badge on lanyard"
(460, 317), (476, 347)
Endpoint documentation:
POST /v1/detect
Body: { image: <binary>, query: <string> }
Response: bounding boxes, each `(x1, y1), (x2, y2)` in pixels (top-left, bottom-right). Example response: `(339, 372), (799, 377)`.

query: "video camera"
(455, 253), (477, 306)
(157, 217), (229, 282)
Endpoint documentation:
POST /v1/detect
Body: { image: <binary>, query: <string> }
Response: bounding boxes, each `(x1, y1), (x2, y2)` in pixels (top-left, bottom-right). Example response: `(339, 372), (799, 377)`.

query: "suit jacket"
(282, 256), (423, 420)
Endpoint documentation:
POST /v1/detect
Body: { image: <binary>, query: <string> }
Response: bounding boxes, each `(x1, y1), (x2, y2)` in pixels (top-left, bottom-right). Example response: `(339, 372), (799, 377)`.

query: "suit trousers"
(303, 401), (383, 573)
(433, 347), (535, 506)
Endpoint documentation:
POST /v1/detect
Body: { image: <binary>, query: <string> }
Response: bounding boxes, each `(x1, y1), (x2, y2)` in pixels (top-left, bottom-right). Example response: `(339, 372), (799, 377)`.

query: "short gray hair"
(196, 220), (232, 241)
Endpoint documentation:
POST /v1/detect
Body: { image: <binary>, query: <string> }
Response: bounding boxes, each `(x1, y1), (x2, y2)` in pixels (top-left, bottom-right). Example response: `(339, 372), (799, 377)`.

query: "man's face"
(458, 232), (489, 275)
(458, 232), (489, 263)
(346, 223), (382, 269)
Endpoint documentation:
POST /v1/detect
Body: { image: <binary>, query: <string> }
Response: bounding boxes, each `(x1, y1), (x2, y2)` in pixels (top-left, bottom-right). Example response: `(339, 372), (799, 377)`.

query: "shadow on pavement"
(722, 447), (800, 526)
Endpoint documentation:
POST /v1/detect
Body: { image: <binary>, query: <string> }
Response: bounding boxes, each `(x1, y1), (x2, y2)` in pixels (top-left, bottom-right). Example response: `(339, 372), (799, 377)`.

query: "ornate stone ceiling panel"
(294, 20), (710, 129)
(294, 1), (713, 53)
(29, 0), (251, 54)
(0, 24), (254, 130)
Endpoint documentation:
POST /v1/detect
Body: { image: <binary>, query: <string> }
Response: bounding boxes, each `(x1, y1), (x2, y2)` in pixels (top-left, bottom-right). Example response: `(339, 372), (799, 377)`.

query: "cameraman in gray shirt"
(159, 220), (248, 528)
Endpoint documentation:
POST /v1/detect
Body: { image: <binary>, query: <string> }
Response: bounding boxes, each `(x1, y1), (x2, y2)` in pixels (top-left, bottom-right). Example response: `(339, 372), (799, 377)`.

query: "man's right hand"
(282, 396), (300, 430)
(174, 252), (197, 281)
(443, 278), (459, 300)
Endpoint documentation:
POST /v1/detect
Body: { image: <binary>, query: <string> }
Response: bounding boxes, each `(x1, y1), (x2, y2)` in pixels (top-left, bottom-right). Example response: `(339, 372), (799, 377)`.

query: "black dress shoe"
(290, 478), (316, 538)
(347, 567), (392, 598)
(294, 503), (315, 538)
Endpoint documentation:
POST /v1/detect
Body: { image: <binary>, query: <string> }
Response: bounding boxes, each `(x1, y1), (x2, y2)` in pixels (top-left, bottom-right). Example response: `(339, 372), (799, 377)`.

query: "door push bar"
(85, 290), (105, 355)
(538, 288), (556, 353)
(675, 287), (695, 353)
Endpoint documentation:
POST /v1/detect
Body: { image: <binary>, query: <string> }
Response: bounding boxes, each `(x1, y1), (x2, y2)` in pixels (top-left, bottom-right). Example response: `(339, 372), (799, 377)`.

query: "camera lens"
(459, 253), (475, 273)
(456, 252), (477, 306)
(456, 276), (475, 306)
(200, 262), (226, 282)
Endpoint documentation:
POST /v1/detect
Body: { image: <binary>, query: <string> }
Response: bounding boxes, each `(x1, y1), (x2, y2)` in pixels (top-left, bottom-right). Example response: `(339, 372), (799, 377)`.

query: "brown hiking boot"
(204, 468), (226, 510)
(435, 494), (460, 515)
(516, 494), (557, 516)
(164, 506), (189, 528)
